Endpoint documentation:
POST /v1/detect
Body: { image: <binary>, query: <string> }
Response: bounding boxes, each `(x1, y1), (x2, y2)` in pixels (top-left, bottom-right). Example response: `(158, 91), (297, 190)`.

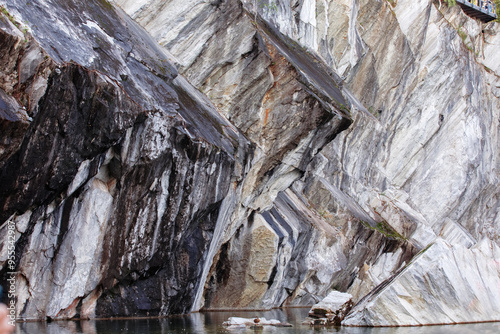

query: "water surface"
(16, 308), (500, 334)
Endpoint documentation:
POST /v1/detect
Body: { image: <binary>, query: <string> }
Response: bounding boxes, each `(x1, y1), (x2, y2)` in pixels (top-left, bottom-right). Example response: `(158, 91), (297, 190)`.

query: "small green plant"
(318, 209), (334, 221)
(401, 242), (434, 271)
(259, 0), (278, 12)
(98, 0), (114, 11)
(1, 6), (29, 41)
(496, 0), (500, 23)
(457, 26), (475, 53)
(445, 0), (456, 6)
(361, 220), (407, 241)
(457, 27), (467, 42)
(1, 6), (20, 28)
(339, 103), (350, 116)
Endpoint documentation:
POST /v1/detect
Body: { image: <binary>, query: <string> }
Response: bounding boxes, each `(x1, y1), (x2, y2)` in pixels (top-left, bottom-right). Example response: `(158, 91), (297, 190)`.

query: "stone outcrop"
(113, 0), (356, 312)
(111, 0), (500, 326)
(304, 290), (353, 326)
(0, 0), (248, 319)
(0, 0), (499, 327)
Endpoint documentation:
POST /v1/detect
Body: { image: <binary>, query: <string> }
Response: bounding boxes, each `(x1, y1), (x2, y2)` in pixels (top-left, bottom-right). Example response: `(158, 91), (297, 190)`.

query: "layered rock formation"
(1, 0), (499, 327)
(0, 0), (248, 319)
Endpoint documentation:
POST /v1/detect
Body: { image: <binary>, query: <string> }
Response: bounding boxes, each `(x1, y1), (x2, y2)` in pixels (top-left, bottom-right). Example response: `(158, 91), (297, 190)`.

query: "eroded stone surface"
(1, 0), (500, 326)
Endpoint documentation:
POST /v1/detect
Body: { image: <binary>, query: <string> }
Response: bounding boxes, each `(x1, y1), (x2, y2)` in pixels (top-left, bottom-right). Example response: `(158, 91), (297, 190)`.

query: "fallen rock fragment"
(303, 291), (353, 326)
(222, 317), (292, 328)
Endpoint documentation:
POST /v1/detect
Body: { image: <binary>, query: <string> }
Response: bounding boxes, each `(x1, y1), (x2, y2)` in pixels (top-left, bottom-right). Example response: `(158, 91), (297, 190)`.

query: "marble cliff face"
(0, 0), (499, 326)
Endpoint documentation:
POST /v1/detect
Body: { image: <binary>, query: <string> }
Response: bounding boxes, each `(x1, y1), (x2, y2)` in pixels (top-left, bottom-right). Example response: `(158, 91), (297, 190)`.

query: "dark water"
(16, 308), (500, 334)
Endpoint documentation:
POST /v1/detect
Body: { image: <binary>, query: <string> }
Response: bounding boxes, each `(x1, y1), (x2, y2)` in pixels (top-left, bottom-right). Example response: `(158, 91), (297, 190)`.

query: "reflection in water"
(15, 308), (500, 334)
